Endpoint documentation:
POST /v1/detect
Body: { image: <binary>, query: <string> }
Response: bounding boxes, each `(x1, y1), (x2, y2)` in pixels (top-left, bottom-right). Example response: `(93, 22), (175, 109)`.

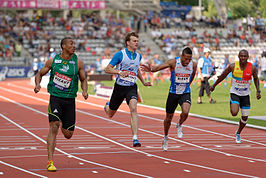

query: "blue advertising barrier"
(0, 66), (34, 79)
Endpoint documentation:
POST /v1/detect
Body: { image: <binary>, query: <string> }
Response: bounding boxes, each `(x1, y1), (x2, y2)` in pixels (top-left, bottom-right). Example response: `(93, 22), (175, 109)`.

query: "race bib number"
(120, 71), (136, 83)
(175, 74), (190, 83)
(53, 72), (72, 89)
(120, 75), (136, 83)
(234, 80), (249, 91)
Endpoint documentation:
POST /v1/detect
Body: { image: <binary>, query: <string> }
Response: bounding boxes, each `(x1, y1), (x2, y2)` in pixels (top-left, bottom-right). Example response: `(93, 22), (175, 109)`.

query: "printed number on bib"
(235, 80), (249, 91)
(53, 72), (72, 89)
(120, 75), (136, 83)
(175, 74), (190, 83)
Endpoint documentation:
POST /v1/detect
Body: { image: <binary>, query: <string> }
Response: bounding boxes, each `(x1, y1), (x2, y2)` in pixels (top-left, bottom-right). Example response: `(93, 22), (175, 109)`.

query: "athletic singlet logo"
(53, 109), (58, 113)
(59, 65), (69, 72)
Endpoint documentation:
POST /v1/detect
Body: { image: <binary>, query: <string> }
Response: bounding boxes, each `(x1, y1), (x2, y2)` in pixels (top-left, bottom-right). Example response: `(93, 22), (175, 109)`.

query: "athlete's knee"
(107, 110), (116, 118)
(64, 133), (73, 139)
(230, 109), (238, 116)
(165, 114), (173, 122)
(181, 112), (189, 118)
(240, 117), (248, 124)
(49, 122), (60, 133)
(129, 106), (137, 114)
(62, 129), (73, 139)
(241, 109), (250, 117)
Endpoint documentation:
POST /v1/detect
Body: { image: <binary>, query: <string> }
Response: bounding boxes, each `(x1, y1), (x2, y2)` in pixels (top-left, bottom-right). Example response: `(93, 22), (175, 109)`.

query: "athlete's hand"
(82, 91), (88, 100)
(34, 84), (41, 93)
(140, 64), (151, 72)
(209, 85), (215, 92)
(256, 91), (261, 100)
(119, 71), (129, 78)
(143, 82), (152, 86)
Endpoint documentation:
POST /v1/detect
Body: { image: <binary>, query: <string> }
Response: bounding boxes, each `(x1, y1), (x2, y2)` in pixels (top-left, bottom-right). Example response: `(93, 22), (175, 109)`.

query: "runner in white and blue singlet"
(104, 32), (151, 147)
(141, 47), (197, 151)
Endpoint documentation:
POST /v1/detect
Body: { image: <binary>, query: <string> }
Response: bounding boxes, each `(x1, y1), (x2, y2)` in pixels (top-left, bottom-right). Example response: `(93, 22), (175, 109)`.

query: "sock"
(133, 135), (138, 140)
(164, 135), (168, 139)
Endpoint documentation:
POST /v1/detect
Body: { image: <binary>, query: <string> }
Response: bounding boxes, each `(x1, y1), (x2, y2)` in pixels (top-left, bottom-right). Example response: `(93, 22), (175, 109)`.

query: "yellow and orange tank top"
(230, 61), (252, 96)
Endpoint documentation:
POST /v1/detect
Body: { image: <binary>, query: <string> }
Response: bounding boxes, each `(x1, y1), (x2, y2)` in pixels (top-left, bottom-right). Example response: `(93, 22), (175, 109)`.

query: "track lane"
(0, 80), (264, 177)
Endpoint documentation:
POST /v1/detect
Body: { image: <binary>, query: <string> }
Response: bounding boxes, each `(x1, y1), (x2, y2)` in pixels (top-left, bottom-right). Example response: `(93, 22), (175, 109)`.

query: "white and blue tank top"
(109, 48), (141, 86)
(169, 57), (193, 94)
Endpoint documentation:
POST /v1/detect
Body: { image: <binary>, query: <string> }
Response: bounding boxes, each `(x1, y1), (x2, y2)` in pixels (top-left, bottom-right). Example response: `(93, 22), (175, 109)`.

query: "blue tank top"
(200, 56), (213, 77)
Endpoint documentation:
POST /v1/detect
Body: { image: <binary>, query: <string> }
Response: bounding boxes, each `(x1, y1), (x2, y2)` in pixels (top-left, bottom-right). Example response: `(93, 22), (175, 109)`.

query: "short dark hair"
(182, 47), (192, 55)
(124, 32), (139, 46)
(239, 49), (249, 55)
(60, 37), (72, 49)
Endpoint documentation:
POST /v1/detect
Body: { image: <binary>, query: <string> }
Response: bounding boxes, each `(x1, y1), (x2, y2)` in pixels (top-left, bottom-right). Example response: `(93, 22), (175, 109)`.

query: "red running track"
(0, 79), (265, 178)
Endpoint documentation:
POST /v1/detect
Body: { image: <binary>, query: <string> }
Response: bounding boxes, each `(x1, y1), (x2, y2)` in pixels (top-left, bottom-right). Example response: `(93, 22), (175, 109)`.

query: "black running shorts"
(166, 93), (191, 114)
(230, 93), (250, 109)
(48, 95), (76, 131)
(109, 83), (138, 110)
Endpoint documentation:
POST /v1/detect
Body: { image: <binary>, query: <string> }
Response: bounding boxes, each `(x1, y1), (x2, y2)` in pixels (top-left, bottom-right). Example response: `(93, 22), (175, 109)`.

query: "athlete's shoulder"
(113, 50), (123, 57)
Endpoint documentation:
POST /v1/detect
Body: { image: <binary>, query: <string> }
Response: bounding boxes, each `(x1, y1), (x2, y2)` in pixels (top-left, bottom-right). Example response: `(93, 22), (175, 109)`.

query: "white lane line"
(1, 87), (264, 163)
(77, 147), (110, 149)
(8, 84), (266, 146)
(0, 113), (152, 178)
(0, 96), (260, 178)
(0, 160), (47, 178)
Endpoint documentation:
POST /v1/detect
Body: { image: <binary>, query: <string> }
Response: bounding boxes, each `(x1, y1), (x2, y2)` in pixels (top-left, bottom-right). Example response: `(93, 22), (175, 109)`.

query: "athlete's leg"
(179, 102), (191, 126)
(128, 99), (138, 135)
(237, 95), (250, 135)
(104, 104), (117, 118)
(230, 93), (240, 116)
(105, 84), (124, 118)
(164, 113), (174, 136)
(61, 128), (74, 139)
(237, 116), (248, 134)
(47, 121), (60, 161)
(165, 93), (179, 136)
(163, 113), (173, 150)
(230, 103), (239, 116)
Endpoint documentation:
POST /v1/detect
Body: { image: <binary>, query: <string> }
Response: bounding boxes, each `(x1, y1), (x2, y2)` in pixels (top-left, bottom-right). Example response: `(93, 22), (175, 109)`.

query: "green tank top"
(47, 53), (79, 98)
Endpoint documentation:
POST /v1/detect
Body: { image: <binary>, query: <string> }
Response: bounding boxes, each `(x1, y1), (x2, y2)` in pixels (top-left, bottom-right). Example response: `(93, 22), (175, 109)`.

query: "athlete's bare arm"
(137, 69), (152, 86)
(140, 59), (176, 72)
(210, 63), (235, 91)
(34, 58), (53, 93)
(78, 59), (88, 100)
(251, 65), (261, 100)
(105, 64), (128, 77)
(190, 62), (197, 84)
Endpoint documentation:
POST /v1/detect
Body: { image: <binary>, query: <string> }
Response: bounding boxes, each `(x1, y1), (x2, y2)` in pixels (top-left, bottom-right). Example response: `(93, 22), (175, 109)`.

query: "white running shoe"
(162, 136), (168, 151)
(177, 123), (183, 138)
(235, 132), (241, 144)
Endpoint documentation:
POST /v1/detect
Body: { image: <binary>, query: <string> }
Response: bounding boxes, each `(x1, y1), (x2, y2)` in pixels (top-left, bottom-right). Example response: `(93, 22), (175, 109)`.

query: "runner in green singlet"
(34, 37), (88, 171)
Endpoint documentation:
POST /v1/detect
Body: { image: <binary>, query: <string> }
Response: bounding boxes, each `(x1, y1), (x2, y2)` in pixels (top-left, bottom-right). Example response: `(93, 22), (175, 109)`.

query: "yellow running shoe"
(47, 160), (56, 172)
